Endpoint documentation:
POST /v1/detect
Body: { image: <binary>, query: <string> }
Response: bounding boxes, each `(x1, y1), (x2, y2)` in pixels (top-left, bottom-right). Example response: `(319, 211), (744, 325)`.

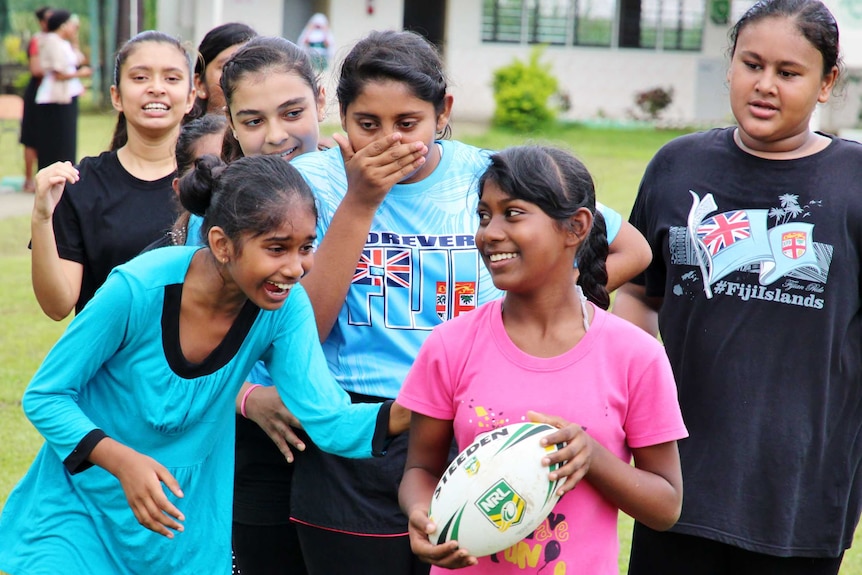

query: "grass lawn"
(1, 111), (861, 573)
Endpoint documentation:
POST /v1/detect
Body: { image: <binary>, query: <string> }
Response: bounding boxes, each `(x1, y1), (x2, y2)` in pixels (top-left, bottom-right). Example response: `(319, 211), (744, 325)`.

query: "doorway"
(403, 0), (446, 52)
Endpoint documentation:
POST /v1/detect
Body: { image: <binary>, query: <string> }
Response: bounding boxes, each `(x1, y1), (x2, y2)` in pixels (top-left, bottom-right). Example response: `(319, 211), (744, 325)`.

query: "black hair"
(337, 30), (451, 139)
(176, 114), (228, 176)
(730, 0), (841, 77)
(170, 115), (229, 245)
(35, 6), (51, 21)
(196, 22), (258, 76)
(46, 9), (70, 32)
(187, 22), (258, 120)
(478, 145), (610, 309)
(220, 36), (320, 161)
(178, 154), (317, 248)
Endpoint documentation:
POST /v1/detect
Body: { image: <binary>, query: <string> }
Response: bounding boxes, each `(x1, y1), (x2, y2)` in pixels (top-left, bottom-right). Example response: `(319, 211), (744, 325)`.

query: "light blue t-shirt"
(291, 141), (622, 398)
(186, 213), (204, 246)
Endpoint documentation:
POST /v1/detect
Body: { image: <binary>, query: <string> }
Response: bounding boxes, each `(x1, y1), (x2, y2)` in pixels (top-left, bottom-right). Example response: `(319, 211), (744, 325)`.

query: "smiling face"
(228, 70), (324, 161)
(196, 43), (244, 114)
(475, 181), (583, 295)
(342, 79), (452, 184)
(728, 15), (837, 154)
(110, 41), (195, 136)
(218, 202), (317, 310)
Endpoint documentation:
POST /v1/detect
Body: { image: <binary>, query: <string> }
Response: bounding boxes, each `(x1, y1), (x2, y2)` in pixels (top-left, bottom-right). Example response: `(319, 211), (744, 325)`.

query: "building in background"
(156, 0), (862, 131)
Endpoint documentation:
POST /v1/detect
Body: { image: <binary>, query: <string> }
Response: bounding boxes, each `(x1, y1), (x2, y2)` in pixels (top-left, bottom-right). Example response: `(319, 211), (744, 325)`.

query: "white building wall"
(156, 0), (283, 50)
(444, 0), (733, 124)
(327, 0), (403, 52)
(821, 0), (862, 131)
(155, 0), (862, 129)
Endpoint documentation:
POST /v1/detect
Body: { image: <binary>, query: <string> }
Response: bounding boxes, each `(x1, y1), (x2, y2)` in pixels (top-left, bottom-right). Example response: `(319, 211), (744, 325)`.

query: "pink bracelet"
(240, 384), (263, 419)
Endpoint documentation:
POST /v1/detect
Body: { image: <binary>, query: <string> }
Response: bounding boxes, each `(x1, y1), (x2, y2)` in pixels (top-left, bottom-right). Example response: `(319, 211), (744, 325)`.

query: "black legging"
(233, 522), (308, 575)
(294, 523), (429, 575)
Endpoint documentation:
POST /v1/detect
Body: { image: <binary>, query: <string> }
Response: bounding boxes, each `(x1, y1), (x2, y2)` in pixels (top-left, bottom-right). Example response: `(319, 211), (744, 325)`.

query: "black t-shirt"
(52, 151), (177, 313)
(630, 127), (862, 557)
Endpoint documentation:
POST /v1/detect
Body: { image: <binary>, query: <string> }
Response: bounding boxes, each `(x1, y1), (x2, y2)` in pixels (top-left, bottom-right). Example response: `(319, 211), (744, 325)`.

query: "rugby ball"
(428, 422), (566, 557)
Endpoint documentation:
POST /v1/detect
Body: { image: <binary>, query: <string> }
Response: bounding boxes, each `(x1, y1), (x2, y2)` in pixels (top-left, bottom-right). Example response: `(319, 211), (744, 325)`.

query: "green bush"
(492, 47), (558, 132)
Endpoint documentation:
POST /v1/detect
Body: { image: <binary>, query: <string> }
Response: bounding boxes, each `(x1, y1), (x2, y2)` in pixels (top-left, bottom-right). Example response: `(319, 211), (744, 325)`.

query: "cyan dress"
(0, 246), (385, 574)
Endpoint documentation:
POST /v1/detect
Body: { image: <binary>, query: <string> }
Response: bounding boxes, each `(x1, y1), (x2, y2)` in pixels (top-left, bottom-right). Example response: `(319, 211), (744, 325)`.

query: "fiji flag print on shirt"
(346, 238), (486, 330)
(697, 210), (752, 255)
(352, 248), (412, 288)
(687, 192), (820, 296)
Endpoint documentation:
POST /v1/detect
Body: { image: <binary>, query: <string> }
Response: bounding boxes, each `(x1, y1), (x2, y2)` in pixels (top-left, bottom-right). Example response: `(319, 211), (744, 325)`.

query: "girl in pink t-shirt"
(398, 145), (688, 574)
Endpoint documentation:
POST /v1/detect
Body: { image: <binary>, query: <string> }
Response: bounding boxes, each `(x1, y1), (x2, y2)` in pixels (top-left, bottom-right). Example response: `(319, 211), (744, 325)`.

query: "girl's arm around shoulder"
(611, 282), (662, 337)
(605, 221), (651, 292)
(528, 411), (683, 531)
(399, 413), (478, 569)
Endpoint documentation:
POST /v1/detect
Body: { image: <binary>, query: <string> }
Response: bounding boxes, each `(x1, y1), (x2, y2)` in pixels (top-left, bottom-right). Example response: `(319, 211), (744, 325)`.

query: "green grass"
(1, 112), (861, 573)
(0, 110), (115, 509)
(0, 108), (117, 181)
(0, 217), (68, 513)
(458, 122), (690, 216)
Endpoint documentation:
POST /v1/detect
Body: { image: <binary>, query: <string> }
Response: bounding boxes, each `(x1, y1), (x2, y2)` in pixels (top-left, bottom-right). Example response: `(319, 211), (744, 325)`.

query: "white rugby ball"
(428, 422), (566, 557)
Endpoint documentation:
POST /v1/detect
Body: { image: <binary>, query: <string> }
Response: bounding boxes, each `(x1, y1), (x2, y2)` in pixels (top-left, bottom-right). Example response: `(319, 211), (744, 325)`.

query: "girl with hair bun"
(0, 153), (407, 575)
(180, 34), (327, 574)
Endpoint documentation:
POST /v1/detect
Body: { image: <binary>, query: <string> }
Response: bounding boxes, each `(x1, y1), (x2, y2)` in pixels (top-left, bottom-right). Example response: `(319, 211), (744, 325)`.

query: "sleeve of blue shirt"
(262, 286), (387, 458)
(22, 271), (134, 463)
(246, 360), (274, 386)
(598, 201), (622, 244)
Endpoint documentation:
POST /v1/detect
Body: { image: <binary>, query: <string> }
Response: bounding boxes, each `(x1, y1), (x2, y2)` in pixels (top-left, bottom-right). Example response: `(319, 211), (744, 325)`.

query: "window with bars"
(482, 0), (615, 46)
(482, 0), (706, 51)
